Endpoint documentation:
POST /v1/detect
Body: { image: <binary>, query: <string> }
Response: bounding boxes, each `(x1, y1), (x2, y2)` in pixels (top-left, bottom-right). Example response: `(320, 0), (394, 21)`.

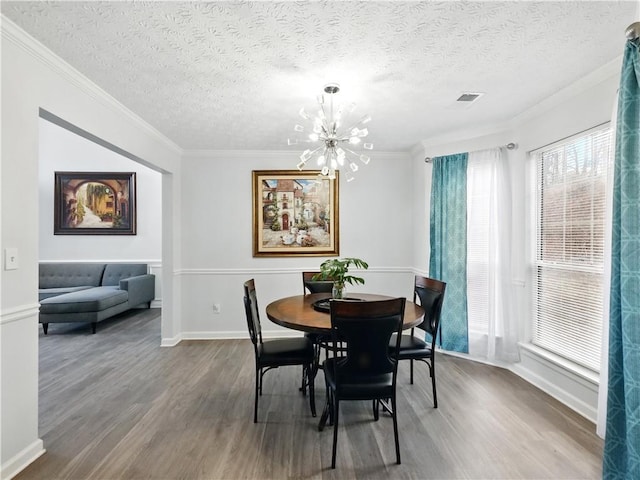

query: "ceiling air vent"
(456, 92), (484, 103)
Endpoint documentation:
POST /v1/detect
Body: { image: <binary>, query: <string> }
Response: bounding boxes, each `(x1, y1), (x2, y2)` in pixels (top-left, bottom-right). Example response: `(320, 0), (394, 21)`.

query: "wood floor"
(18, 309), (603, 479)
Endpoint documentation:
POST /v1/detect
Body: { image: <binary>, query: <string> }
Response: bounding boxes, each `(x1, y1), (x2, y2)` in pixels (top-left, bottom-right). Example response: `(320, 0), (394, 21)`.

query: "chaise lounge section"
(39, 263), (155, 334)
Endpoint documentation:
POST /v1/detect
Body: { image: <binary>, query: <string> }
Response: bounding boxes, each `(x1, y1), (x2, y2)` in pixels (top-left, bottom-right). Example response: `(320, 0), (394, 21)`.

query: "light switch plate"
(4, 248), (18, 270)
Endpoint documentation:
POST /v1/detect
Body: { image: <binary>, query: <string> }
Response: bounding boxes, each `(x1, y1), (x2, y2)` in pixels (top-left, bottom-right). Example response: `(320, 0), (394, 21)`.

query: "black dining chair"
(302, 271), (335, 295)
(320, 298), (406, 468)
(243, 279), (316, 423)
(302, 271), (335, 364)
(390, 275), (446, 408)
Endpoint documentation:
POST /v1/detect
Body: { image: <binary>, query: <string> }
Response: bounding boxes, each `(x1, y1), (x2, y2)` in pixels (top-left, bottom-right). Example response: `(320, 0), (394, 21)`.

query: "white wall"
(179, 151), (415, 338)
(411, 58), (621, 423)
(1, 18), (181, 480)
(38, 118), (163, 262)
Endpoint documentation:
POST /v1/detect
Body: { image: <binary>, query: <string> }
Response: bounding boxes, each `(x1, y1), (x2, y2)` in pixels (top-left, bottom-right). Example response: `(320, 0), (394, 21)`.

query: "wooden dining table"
(265, 292), (425, 334)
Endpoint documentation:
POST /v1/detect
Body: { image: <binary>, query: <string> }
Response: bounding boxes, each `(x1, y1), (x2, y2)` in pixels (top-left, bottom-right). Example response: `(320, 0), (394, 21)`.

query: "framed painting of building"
(252, 170), (339, 257)
(54, 171), (137, 235)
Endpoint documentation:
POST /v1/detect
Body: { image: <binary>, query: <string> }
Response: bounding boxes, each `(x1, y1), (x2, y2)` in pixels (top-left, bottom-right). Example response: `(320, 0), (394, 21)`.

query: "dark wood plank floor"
(18, 309), (603, 479)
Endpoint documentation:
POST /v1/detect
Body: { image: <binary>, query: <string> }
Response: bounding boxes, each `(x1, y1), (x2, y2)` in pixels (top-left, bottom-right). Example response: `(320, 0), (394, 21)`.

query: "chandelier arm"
(309, 145), (325, 156)
(341, 118), (370, 136)
(319, 103), (328, 126)
(342, 147), (360, 158)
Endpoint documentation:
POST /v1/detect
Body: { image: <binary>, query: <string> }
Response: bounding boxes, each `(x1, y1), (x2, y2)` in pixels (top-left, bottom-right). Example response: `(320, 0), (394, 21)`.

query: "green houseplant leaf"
(312, 257), (369, 288)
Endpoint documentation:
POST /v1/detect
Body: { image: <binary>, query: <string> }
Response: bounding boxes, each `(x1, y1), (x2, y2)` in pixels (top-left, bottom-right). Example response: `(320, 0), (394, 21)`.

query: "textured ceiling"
(2, 1), (636, 152)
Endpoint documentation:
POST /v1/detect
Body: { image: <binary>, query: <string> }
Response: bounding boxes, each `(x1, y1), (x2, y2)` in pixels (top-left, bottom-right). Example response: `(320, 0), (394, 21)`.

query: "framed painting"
(54, 171), (137, 235)
(252, 170), (339, 257)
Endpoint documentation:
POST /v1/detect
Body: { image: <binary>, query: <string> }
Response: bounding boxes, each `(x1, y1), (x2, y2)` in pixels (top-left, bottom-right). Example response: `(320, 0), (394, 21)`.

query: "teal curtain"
(603, 38), (640, 479)
(429, 153), (469, 353)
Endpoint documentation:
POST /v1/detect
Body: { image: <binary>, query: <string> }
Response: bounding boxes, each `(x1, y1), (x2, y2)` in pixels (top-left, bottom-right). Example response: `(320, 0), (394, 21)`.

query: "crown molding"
(418, 121), (513, 151)
(1, 15), (182, 156)
(510, 55), (623, 127)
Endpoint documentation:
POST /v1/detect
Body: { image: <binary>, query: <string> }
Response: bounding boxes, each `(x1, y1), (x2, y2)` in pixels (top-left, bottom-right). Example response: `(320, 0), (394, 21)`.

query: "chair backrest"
(302, 271), (334, 294)
(413, 276), (446, 338)
(243, 279), (262, 347)
(329, 298), (406, 380)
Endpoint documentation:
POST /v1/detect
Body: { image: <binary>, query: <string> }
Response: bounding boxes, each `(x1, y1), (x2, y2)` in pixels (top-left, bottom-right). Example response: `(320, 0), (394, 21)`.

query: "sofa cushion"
(39, 263), (106, 289)
(39, 286), (93, 301)
(102, 264), (148, 286)
(39, 287), (128, 314)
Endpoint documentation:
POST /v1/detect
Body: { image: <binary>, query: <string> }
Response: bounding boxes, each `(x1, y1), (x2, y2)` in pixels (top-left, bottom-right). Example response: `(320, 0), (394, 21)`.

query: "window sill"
(517, 342), (600, 385)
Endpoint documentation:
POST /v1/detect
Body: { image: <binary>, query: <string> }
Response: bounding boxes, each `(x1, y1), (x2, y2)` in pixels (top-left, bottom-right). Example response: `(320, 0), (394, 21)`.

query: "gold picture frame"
(252, 170), (339, 257)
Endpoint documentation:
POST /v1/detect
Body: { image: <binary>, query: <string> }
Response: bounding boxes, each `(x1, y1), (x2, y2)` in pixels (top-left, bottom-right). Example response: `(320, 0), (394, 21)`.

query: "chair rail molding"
(0, 303), (40, 326)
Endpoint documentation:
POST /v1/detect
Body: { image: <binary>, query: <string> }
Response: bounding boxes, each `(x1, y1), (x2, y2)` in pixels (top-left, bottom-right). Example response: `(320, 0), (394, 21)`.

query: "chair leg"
(42, 323), (49, 335)
(373, 399), (380, 421)
(308, 364), (316, 417)
(391, 395), (401, 464)
(254, 367), (260, 423)
(410, 359), (414, 384)
(318, 375), (332, 431)
(431, 363), (438, 408)
(301, 364), (308, 396)
(331, 398), (340, 469)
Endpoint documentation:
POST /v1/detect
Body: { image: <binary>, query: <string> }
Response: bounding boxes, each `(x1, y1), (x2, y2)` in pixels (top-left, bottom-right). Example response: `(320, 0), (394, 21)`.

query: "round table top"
(265, 293), (425, 334)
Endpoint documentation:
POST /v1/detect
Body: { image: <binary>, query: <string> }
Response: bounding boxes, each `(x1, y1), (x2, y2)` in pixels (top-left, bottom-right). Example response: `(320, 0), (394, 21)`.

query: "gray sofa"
(39, 263), (155, 334)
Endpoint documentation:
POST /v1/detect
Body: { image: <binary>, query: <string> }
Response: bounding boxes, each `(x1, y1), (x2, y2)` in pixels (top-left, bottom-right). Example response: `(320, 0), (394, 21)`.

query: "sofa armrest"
(119, 274), (155, 307)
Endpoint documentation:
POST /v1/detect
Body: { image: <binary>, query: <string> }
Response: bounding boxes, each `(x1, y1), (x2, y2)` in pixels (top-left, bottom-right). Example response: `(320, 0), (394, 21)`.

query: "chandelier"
(288, 83), (372, 182)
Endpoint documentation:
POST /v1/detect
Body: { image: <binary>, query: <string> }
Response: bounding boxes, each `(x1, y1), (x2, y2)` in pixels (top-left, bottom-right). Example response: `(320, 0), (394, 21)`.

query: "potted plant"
(313, 257), (369, 299)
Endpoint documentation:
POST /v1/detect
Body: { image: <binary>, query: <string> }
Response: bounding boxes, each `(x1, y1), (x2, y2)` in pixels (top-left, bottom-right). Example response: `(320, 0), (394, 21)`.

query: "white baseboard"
(1, 439), (45, 480)
(150, 300), (162, 309)
(160, 334), (182, 347)
(165, 329), (304, 343)
(511, 344), (599, 423)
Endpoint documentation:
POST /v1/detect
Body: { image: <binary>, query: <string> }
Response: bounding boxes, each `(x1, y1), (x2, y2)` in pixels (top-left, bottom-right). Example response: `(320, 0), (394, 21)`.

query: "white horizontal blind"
(467, 159), (491, 336)
(533, 126), (612, 372)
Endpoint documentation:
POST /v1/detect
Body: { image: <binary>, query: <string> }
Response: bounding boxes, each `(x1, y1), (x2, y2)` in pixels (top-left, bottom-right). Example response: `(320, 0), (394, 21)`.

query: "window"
(532, 126), (612, 372)
(467, 159), (492, 336)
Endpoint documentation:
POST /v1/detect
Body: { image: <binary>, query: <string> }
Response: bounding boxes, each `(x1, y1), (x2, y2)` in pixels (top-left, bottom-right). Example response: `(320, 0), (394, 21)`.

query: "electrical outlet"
(213, 303), (221, 314)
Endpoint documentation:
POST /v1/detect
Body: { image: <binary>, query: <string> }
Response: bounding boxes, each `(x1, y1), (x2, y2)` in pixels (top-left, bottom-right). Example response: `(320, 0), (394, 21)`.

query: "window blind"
(467, 160), (491, 335)
(533, 126), (612, 372)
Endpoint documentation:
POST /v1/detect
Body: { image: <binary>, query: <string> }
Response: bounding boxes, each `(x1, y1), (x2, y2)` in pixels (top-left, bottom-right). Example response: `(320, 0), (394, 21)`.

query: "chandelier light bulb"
(288, 83), (372, 181)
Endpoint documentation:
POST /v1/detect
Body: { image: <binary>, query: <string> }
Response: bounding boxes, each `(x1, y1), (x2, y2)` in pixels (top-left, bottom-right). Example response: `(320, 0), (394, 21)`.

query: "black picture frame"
(54, 171), (137, 235)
